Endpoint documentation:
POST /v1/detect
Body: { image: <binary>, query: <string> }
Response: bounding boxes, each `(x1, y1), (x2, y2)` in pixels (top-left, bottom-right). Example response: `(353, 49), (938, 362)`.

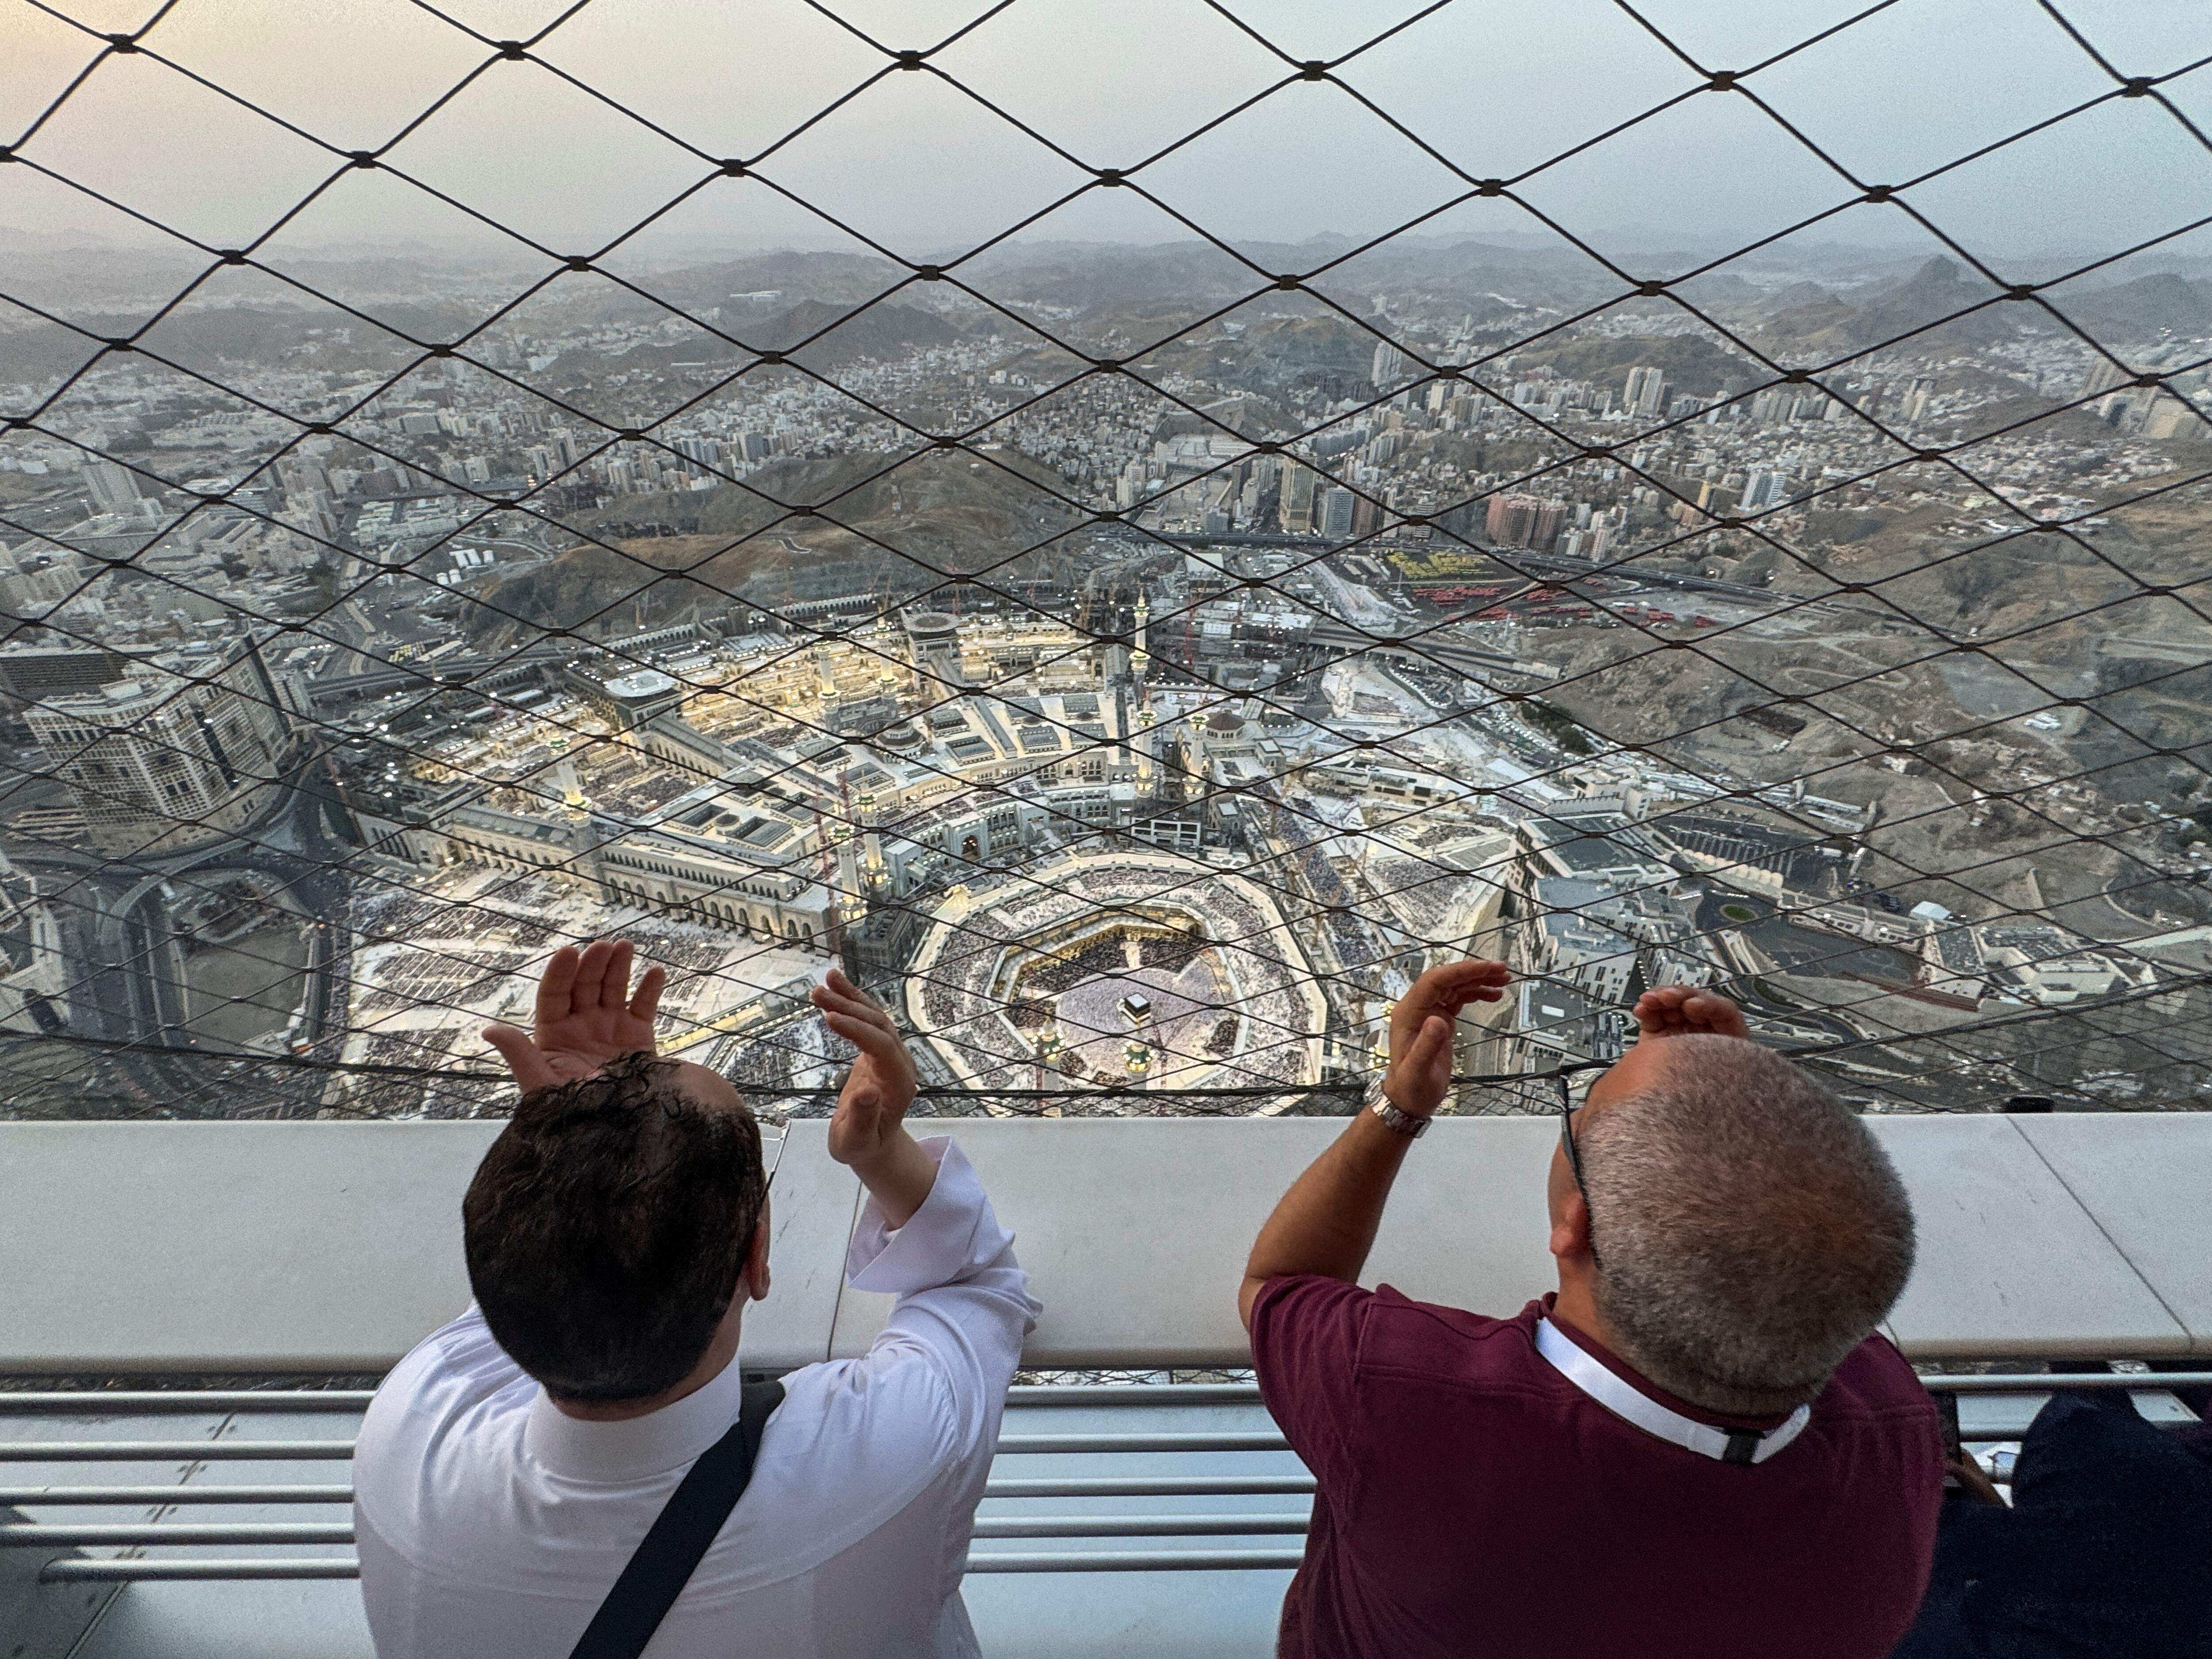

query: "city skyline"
(4, 0), (2209, 257)
(2, 0), (2209, 1125)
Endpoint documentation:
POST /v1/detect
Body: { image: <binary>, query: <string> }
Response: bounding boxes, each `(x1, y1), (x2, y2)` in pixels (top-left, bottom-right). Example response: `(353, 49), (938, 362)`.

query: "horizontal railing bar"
(3, 1513), (1312, 1548)
(6, 1435), (1295, 1461)
(0, 1386), (1261, 1415)
(42, 1559), (362, 1582)
(1916, 1374), (2212, 1393)
(1005, 1384), (1264, 1406)
(0, 1523), (354, 1546)
(0, 1389), (1265, 1416)
(0, 1442), (356, 1462)
(986, 1475), (1316, 1498)
(0, 1485), (354, 1505)
(973, 1513), (1306, 1539)
(0, 1393), (376, 1415)
(0, 1377), (2192, 1429)
(0, 1476), (1316, 1506)
(9, 1386), (2194, 1466)
(967, 1550), (1307, 1573)
(41, 1551), (1311, 1582)
(995, 1433), (1290, 1455)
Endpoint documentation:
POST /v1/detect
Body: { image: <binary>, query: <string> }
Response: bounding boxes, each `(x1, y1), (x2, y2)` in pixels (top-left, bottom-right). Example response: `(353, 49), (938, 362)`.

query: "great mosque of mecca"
(326, 596), (1353, 1104)
(904, 849), (1331, 1102)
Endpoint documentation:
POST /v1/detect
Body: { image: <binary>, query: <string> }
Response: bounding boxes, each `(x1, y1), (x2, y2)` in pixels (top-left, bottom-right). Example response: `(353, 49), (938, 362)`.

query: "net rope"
(1, 0), (2208, 1119)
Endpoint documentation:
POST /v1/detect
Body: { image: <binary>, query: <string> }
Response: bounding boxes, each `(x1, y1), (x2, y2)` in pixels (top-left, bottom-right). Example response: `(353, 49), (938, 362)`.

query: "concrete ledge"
(830, 1118), (1558, 1366)
(1, 1114), (2204, 1374)
(0, 1122), (837, 1376)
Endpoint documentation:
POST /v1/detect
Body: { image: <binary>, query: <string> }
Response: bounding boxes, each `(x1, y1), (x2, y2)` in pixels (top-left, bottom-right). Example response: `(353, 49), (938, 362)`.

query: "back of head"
(1580, 1035), (1915, 1415)
(463, 1053), (766, 1404)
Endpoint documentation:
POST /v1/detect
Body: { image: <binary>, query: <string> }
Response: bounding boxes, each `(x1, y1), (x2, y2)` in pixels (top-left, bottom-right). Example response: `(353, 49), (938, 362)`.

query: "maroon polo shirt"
(1250, 1278), (1943, 1659)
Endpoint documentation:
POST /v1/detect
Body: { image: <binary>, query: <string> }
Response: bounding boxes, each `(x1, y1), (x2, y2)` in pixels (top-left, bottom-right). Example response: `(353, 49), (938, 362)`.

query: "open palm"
(1386, 958), (1512, 1117)
(811, 967), (917, 1168)
(483, 940), (666, 1093)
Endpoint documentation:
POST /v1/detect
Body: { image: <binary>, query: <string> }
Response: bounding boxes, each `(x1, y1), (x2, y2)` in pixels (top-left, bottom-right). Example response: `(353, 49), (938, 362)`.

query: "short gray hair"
(1580, 1035), (1915, 1415)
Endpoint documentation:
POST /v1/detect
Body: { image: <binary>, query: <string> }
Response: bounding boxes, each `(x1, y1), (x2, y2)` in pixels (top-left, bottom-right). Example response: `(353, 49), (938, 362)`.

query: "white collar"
(1536, 1318), (1810, 1467)
(521, 1348), (753, 1483)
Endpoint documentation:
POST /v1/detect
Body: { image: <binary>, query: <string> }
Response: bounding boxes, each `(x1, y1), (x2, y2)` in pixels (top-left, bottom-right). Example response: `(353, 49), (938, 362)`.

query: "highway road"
(1157, 530), (1797, 608)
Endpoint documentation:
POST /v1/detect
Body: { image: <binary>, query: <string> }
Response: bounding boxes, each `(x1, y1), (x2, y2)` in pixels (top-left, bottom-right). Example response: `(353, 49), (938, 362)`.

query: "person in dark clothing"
(1238, 964), (1941, 1659)
(1897, 1387), (2212, 1659)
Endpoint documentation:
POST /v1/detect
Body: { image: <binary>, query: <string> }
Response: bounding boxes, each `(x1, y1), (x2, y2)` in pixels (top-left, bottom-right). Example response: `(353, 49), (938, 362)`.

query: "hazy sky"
(3, 0), (2210, 274)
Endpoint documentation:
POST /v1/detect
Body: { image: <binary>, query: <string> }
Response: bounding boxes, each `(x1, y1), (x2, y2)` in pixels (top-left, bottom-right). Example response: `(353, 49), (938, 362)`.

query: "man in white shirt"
(354, 939), (1041, 1658)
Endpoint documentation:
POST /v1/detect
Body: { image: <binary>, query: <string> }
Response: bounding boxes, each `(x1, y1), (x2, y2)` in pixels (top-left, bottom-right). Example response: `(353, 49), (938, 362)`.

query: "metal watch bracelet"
(1366, 1076), (1429, 1139)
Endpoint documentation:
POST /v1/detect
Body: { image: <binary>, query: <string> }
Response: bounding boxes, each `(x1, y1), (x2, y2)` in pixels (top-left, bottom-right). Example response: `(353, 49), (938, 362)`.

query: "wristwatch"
(1365, 1075), (1429, 1139)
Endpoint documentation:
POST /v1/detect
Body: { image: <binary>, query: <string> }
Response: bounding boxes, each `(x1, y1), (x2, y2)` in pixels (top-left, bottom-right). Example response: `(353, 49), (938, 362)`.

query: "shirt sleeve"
(1249, 1273), (1371, 1490)
(844, 1137), (1041, 1459)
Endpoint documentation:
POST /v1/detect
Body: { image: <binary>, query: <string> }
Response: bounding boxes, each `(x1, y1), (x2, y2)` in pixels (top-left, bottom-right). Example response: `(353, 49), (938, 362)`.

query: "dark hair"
(463, 1052), (766, 1404)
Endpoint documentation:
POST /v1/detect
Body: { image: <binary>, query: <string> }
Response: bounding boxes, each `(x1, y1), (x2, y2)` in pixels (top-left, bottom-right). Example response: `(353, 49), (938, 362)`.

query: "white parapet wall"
(0, 1114), (2207, 1375)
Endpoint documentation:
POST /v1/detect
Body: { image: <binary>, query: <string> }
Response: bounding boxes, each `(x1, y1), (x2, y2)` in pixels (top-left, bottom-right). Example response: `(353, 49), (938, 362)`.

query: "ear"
(1548, 1188), (1593, 1265)
(743, 1208), (772, 1302)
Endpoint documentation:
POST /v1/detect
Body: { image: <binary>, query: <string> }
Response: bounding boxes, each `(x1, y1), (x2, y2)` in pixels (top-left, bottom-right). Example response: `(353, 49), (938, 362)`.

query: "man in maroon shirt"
(1240, 960), (1941, 1659)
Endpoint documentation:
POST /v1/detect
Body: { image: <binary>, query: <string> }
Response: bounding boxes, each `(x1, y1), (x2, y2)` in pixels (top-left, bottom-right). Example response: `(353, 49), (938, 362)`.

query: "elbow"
(1237, 1272), (1266, 1332)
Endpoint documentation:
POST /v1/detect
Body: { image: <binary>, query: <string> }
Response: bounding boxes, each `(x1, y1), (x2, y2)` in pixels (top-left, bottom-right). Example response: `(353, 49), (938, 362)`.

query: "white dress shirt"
(354, 1138), (1039, 1659)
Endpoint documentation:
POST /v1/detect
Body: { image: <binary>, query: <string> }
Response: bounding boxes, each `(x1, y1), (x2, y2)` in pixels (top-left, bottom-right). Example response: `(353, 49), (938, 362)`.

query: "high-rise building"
(1485, 492), (1568, 550)
(26, 640), (299, 857)
(1623, 365), (1668, 419)
(81, 460), (146, 516)
(1279, 466), (1318, 534)
(2077, 360), (2131, 402)
(1318, 484), (1355, 539)
(1485, 492), (1529, 545)
(1740, 469), (1793, 512)
(2141, 391), (2206, 442)
(1748, 387), (1796, 427)
(1371, 341), (1412, 390)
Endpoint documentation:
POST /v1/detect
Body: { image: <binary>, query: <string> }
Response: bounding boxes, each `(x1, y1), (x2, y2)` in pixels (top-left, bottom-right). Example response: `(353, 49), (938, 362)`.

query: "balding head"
(1577, 1035), (1916, 1415)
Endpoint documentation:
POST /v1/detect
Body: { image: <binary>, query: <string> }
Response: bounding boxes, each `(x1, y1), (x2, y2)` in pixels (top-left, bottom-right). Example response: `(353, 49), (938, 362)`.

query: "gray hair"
(1580, 1035), (1916, 1415)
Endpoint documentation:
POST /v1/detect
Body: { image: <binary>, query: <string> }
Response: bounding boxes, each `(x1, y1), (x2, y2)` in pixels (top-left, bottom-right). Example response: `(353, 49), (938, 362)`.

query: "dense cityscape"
(4, 230), (2211, 1120)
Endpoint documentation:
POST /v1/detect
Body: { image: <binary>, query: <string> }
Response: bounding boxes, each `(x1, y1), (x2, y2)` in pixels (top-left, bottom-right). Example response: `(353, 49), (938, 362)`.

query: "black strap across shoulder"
(567, 1379), (785, 1659)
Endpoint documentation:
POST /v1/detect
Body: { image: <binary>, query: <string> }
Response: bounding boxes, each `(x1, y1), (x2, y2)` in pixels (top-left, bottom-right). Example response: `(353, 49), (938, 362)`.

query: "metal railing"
(3, 1372), (2201, 1582)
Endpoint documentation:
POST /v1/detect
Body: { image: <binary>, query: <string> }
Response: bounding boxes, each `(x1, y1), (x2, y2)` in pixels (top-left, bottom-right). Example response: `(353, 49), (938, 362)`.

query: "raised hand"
(483, 939), (667, 1093)
(811, 966), (918, 1169)
(811, 967), (936, 1228)
(1385, 958), (1512, 1118)
(1632, 984), (1751, 1041)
